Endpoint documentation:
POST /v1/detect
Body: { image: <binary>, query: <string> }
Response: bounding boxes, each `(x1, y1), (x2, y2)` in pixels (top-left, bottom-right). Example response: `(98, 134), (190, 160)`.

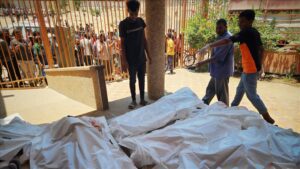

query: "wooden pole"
(202, 0), (209, 19)
(34, 0), (54, 68)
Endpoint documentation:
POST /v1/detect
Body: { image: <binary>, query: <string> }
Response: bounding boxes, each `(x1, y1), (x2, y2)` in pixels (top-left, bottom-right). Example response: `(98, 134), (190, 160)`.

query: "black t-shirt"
(0, 39), (10, 62)
(119, 17), (146, 66)
(229, 27), (263, 72)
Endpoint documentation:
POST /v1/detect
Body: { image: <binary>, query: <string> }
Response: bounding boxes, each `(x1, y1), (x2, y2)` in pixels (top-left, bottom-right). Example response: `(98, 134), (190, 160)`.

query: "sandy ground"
(1, 68), (300, 133)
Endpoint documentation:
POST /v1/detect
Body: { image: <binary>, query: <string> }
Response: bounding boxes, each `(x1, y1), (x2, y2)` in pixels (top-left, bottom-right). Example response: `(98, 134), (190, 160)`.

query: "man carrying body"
(119, 0), (152, 109)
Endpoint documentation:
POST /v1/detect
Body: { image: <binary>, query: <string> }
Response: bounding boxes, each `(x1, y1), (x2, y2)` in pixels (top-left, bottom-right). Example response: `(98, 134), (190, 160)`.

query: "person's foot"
(140, 100), (148, 106)
(9, 159), (21, 169)
(262, 113), (275, 124)
(128, 101), (137, 109)
(19, 81), (25, 87)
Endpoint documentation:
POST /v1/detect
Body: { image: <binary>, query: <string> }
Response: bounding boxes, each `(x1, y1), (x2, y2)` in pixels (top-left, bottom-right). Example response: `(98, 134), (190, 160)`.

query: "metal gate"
(0, 0), (201, 89)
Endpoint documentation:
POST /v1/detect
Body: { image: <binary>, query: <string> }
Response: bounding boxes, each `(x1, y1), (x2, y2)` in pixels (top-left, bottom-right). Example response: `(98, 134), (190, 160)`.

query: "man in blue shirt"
(197, 19), (234, 106)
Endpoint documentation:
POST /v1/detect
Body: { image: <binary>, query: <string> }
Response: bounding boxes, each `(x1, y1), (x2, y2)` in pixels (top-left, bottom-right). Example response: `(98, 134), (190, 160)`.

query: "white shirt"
(94, 40), (110, 60)
(80, 38), (92, 56)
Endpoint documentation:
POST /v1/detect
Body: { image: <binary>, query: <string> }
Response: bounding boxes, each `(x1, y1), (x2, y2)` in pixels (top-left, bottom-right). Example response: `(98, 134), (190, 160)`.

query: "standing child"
(119, 0), (152, 109)
(198, 10), (275, 124)
(166, 33), (175, 74)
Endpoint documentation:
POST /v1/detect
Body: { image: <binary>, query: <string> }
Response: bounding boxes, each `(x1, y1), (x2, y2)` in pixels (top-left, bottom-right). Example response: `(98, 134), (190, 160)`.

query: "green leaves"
(184, 14), (216, 49)
(184, 13), (239, 49)
(254, 11), (282, 51)
(185, 9), (283, 51)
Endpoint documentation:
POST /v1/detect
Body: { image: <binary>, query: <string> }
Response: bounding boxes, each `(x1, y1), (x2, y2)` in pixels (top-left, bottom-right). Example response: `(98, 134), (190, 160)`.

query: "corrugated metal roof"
(229, 0), (300, 11)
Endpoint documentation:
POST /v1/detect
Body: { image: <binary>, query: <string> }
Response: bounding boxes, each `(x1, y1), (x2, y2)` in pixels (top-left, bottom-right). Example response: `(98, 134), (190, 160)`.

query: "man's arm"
(100, 43), (104, 53)
(209, 39), (232, 48)
(197, 34), (235, 67)
(198, 39), (231, 55)
(259, 45), (265, 62)
(144, 31), (151, 64)
(258, 45), (265, 77)
(119, 21), (128, 70)
(196, 57), (217, 67)
(120, 37), (128, 69)
(198, 31), (243, 55)
(89, 41), (93, 54)
(108, 40), (114, 48)
(93, 43), (97, 56)
(10, 42), (19, 53)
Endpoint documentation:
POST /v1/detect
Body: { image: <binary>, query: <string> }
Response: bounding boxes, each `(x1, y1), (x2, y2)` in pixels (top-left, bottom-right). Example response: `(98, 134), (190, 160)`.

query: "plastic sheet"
(120, 102), (300, 169)
(2, 88), (300, 169)
(109, 87), (205, 142)
(0, 116), (136, 169)
(0, 116), (46, 162)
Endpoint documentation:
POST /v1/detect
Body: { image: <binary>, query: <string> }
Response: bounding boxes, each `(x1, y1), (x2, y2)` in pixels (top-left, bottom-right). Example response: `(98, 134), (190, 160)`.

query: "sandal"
(128, 101), (137, 109)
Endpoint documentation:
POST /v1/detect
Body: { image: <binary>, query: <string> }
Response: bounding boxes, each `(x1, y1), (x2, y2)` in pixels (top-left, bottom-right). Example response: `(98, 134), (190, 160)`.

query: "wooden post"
(264, 0), (270, 21)
(202, 0), (209, 19)
(34, 0), (54, 68)
(181, 0), (187, 65)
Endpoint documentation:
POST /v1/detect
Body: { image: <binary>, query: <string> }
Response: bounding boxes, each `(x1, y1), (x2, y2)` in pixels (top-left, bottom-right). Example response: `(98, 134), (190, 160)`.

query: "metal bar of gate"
(34, 0), (54, 68)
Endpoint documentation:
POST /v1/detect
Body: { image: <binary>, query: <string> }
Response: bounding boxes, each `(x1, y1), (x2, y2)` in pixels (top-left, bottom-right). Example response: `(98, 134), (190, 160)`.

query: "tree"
(185, 9), (282, 51)
(254, 11), (282, 51)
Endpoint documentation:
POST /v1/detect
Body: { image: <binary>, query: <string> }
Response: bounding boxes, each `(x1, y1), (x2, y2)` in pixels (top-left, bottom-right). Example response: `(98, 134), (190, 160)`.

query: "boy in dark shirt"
(198, 10), (275, 124)
(119, 0), (152, 109)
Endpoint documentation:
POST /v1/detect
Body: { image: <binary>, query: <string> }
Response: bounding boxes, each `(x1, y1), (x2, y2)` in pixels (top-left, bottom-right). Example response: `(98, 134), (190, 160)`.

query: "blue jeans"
(167, 55), (174, 73)
(231, 73), (268, 115)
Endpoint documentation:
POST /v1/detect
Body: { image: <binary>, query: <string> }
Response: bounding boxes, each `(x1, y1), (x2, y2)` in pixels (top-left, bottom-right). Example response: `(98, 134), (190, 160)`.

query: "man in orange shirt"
(198, 10), (275, 124)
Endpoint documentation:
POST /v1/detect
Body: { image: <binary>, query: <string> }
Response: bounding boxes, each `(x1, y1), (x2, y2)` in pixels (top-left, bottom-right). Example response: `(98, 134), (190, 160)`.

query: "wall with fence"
(1, 0), (299, 90)
(0, 0), (203, 89)
(263, 51), (300, 75)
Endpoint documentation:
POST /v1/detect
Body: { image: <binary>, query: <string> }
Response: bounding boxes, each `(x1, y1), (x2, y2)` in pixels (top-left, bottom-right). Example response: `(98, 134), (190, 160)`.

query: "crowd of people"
(0, 0), (276, 125)
(73, 24), (123, 80)
(0, 28), (48, 86)
(0, 23), (124, 85)
(0, 1), (187, 85)
(0, 3), (30, 23)
(0, 22), (186, 85)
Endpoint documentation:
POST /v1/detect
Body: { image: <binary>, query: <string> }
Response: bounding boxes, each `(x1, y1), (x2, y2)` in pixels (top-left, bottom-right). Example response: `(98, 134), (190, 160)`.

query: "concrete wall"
(45, 66), (108, 110)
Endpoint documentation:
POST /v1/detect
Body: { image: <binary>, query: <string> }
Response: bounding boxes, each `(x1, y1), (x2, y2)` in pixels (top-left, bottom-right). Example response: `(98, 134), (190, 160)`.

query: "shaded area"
(81, 93), (155, 119)
(0, 91), (7, 118)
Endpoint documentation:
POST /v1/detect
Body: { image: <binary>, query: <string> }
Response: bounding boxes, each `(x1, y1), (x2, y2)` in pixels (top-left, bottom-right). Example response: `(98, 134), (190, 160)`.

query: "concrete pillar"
(146, 0), (165, 100)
